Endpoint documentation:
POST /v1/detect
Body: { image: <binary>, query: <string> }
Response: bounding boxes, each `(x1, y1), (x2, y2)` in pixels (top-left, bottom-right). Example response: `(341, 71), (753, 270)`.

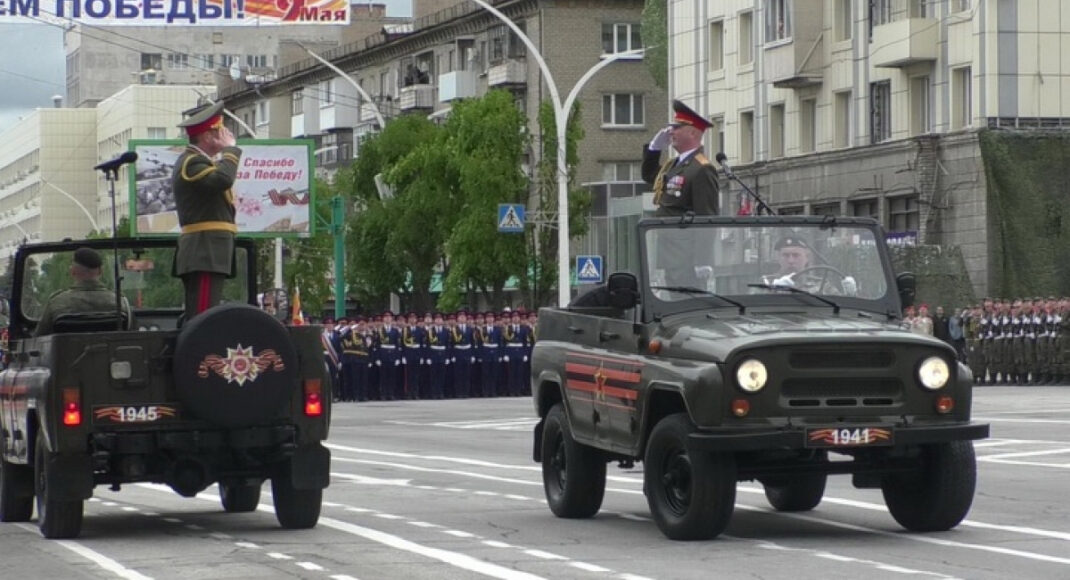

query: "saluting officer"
(452, 310), (476, 398)
(173, 102), (242, 318)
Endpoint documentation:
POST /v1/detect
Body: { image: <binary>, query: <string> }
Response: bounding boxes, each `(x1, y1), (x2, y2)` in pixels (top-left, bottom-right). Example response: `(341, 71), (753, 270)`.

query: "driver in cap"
(764, 236), (857, 295)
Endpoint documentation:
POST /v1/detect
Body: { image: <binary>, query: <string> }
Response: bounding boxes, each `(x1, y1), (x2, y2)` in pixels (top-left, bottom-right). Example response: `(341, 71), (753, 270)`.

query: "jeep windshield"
(641, 216), (897, 319)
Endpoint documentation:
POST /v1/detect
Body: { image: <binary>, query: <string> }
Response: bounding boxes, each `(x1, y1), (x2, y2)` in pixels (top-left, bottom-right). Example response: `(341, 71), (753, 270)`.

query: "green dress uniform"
(172, 102), (242, 317)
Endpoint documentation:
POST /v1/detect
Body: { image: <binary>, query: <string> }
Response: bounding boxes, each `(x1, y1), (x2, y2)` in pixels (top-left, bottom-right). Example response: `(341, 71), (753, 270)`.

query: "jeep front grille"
(788, 350), (895, 369)
(781, 377), (901, 408)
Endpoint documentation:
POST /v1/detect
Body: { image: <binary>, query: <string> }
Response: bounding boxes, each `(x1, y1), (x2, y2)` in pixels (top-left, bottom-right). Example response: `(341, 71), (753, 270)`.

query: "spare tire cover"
(173, 303), (298, 428)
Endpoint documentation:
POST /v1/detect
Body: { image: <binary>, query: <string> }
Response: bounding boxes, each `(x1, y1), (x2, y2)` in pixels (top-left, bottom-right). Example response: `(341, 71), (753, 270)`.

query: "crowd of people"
(903, 298), (1070, 385)
(319, 309), (538, 402)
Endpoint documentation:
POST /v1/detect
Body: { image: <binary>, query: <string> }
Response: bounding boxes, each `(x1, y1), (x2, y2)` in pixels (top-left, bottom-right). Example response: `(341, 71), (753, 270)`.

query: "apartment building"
(217, 0), (660, 271)
(669, 0), (1070, 297)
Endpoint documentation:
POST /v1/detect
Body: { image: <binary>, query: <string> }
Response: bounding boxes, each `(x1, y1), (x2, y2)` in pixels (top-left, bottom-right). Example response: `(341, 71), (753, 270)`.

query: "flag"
(291, 285), (304, 326)
(737, 191), (753, 216)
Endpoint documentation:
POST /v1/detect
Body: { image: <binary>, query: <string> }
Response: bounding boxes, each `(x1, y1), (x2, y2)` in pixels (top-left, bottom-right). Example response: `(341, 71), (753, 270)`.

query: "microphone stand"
(98, 164), (124, 331)
(723, 166), (776, 216)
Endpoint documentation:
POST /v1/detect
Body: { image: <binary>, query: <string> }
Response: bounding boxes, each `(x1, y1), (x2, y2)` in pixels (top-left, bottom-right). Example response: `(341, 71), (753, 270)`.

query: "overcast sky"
(0, 0), (413, 135)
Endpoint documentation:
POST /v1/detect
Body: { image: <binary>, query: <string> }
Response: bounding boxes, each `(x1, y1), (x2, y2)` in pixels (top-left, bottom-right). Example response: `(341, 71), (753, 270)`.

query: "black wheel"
(763, 451), (828, 512)
(220, 481), (262, 513)
(541, 403), (606, 518)
(35, 435), (83, 539)
(173, 303), (299, 429)
(881, 441), (977, 531)
(644, 413), (736, 541)
(1, 457), (34, 522)
(271, 463), (321, 529)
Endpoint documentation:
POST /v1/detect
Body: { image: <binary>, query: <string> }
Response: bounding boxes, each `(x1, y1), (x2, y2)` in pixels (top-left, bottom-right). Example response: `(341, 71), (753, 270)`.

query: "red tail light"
(304, 379), (323, 417)
(62, 388), (82, 426)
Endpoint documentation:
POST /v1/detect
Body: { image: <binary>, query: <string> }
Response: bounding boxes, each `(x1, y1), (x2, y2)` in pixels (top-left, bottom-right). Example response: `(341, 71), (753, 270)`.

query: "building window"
(708, 20), (724, 71)
(910, 76), (931, 136)
(321, 132), (338, 165)
(812, 202), (840, 216)
(851, 198), (879, 220)
(146, 127), (166, 140)
(167, 53), (188, 70)
(602, 23), (642, 54)
(212, 32), (223, 44)
(140, 53), (162, 71)
(602, 161), (642, 182)
(834, 90), (851, 148)
(799, 98), (816, 153)
(458, 39), (475, 71)
(888, 195), (920, 232)
(766, 0), (792, 43)
(769, 103), (785, 159)
(871, 0), (893, 27)
(738, 11), (754, 65)
(740, 110), (755, 163)
(320, 79), (335, 107)
(256, 101), (269, 126)
(220, 54), (241, 68)
(246, 54), (267, 69)
(602, 93), (644, 127)
(952, 67), (972, 130)
(195, 53), (214, 70)
(710, 115), (725, 156)
(778, 205), (804, 215)
(291, 89), (303, 116)
(955, 0), (972, 13)
(834, 0), (852, 41)
(870, 80), (891, 144)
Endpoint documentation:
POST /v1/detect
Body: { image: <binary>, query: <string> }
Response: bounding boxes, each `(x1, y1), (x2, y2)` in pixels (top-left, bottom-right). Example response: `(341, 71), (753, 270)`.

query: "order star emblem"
(220, 344), (260, 386)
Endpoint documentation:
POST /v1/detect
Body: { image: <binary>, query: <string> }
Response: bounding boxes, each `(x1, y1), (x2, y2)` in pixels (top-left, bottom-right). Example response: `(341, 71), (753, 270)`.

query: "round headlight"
(918, 356), (950, 390)
(736, 359), (768, 393)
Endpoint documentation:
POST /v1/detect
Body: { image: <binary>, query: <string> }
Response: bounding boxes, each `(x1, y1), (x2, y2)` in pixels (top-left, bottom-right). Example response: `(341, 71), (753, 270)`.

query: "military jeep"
(0, 238), (330, 539)
(531, 216), (989, 540)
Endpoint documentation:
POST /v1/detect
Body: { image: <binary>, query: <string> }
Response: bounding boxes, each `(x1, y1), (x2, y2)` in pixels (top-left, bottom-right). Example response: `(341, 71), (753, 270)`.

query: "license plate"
(805, 426), (893, 448)
(93, 405), (179, 424)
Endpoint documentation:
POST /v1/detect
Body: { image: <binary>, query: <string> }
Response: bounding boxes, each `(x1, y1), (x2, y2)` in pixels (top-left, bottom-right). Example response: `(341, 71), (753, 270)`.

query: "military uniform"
(965, 312), (985, 383)
(451, 313), (476, 398)
(377, 313), (403, 400)
(426, 315), (452, 399)
(479, 313), (504, 397)
(35, 248), (132, 336)
(172, 102), (242, 317)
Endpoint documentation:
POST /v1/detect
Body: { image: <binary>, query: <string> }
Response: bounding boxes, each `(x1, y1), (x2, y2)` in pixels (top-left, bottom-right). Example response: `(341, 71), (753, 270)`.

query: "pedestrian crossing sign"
(497, 204), (525, 233)
(576, 255), (603, 284)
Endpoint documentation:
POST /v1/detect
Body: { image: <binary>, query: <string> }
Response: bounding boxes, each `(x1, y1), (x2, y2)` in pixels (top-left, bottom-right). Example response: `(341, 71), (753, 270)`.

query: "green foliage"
(979, 130), (1070, 297)
(641, 0), (668, 89)
(283, 178), (335, 316)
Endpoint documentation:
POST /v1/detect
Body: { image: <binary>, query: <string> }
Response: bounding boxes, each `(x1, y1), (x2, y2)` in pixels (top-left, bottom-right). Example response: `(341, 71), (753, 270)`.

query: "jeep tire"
(1, 457), (34, 522)
(35, 435), (84, 539)
(221, 481), (262, 513)
(173, 304), (299, 428)
(881, 441), (976, 532)
(541, 403), (606, 518)
(272, 461), (321, 529)
(645, 413), (736, 541)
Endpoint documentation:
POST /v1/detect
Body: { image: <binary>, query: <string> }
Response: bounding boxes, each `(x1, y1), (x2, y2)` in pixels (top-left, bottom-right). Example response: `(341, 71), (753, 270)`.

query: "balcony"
(399, 85), (434, 110)
(765, 34), (824, 88)
(438, 70), (479, 102)
(488, 60), (526, 87)
(871, 18), (939, 68)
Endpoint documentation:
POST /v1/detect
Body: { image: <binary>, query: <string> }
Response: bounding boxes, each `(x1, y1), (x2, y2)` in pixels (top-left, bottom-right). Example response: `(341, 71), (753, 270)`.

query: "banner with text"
(0, 0), (349, 25)
(130, 139), (315, 237)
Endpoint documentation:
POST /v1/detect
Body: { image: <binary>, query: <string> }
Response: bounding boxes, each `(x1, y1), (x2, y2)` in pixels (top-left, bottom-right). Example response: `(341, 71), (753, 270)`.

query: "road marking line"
(297, 562), (325, 571)
(373, 513), (404, 520)
(121, 506), (139, 512)
(408, 521), (441, 528)
(973, 416), (1070, 425)
(323, 501), (343, 507)
(267, 552), (293, 560)
(235, 541), (261, 549)
(14, 524), (153, 580)
(523, 549), (567, 560)
(618, 575), (656, 580)
(102, 501), (119, 507)
(483, 540), (514, 548)
(316, 516), (545, 580)
(185, 524), (204, 531)
(570, 562), (611, 573)
(344, 507), (373, 513)
(738, 535), (957, 579)
(981, 448), (1070, 460)
(141, 511), (159, 517)
(504, 494), (532, 501)
(330, 575), (360, 580)
(445, 530), (478, 538)
(162, 517), (183, 524)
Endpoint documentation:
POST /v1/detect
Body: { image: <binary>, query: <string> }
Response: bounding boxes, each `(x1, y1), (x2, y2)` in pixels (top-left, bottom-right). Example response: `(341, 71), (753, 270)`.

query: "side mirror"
(896, 272), (916, 309)
(607, 272), (640, 311)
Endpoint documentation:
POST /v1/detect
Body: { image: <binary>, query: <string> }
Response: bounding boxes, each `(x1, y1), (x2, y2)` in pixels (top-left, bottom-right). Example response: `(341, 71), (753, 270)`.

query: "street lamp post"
(468, 0), (643, 307)
(40, 179), (102, 233)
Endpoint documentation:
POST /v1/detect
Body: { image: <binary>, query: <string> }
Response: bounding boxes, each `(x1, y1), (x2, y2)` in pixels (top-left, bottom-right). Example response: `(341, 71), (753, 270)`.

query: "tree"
(642, 0), (668, 89)
(282, 178), (335, 317)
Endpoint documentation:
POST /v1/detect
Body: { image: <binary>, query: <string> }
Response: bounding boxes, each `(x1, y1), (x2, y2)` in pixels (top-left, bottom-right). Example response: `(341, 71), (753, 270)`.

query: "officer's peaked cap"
(178, 101), (225, 137)
(774, 236), (810, 251)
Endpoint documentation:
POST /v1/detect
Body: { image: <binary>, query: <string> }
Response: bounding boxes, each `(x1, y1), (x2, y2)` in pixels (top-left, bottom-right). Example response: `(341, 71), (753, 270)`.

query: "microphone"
(715, 152), (733, 177)
(94, 151), (139, 173)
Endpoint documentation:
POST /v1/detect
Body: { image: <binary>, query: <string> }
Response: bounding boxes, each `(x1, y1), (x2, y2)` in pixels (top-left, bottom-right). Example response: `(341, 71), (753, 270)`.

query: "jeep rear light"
(62, 388), (82, 426)
(304, 379), (323, 417)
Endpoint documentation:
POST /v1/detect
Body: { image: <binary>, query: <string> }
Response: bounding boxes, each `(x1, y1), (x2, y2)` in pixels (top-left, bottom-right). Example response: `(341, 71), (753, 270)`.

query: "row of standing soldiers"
(322, 309), (537, 401)
(963, 298), (1070, 385)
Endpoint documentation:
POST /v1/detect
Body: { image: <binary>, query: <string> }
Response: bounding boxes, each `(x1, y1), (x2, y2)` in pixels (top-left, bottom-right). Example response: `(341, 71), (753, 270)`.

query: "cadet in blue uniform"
(452, 310), (476, 398)
(504, 310), (530, 396)
(426, 312), (452, 399)
(403, 312), (425, 399)
(480, 311), (503, 397)
(523, 310), (537, 396)
(378, 311), (403, 400)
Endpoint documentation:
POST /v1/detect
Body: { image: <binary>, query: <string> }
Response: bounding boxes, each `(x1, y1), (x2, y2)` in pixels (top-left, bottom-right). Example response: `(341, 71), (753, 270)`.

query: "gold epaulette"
(694, 153), (711, 166)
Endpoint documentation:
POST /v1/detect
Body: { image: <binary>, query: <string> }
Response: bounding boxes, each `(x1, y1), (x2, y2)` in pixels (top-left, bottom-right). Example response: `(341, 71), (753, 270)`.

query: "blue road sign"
(497, 203), (525, 233)
(576, 255), (603, 284)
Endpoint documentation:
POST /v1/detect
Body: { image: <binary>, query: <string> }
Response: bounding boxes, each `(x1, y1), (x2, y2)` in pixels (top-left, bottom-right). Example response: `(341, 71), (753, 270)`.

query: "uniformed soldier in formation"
(504, 310), (528, 396)
(35, 248), (133, 336)
(378, 311), (403, 400)
(480, 312), (504, 397)
(172, 102), (242, 318)
(965, 305), (985, 383)
(452, 310), (476, 398)
(403, 312), (425, 399)
(322, 318), (342, 401)
(426, 312), (452, 399)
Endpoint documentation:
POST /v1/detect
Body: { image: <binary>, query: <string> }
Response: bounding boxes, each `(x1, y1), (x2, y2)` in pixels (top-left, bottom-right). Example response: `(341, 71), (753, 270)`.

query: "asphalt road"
(3, 387), (1068, 580)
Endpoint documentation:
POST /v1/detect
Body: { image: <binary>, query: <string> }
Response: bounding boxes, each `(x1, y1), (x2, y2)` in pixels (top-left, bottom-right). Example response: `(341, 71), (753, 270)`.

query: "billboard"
(129, 139), (315, 238)
(0, 0), (350, 25)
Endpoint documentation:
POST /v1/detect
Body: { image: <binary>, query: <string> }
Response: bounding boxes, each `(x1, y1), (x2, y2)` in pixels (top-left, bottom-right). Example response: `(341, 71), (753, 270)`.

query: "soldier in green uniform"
(172, 101), (243, 318)
(35, 248), (133, 336)
(965, 305), (985, 384)
(642, 100), (720, 288)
